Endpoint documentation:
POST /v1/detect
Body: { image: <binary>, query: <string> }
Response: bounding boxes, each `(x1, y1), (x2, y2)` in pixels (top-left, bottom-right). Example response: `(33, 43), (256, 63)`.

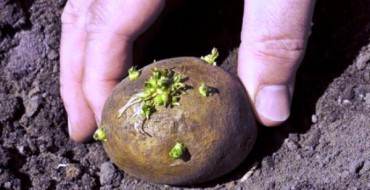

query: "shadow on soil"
(134, 0), (370, 187)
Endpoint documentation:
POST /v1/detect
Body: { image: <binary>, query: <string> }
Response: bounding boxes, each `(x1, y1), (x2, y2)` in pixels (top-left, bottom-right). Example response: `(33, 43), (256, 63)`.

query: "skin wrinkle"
(253, 38), (306, 61)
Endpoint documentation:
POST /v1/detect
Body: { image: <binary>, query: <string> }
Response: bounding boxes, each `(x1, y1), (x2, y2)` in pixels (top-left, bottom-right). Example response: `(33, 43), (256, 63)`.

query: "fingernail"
(255, 85), (291, 122)
(68, 117), (73, 136)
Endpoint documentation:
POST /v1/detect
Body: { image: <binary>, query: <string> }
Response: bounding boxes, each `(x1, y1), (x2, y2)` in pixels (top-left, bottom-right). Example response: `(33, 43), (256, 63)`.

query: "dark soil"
(1, 0), (370, 189)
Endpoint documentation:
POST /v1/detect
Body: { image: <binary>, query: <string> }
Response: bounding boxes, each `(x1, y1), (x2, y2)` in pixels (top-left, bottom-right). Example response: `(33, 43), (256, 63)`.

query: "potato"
(100, 57), (257, 185)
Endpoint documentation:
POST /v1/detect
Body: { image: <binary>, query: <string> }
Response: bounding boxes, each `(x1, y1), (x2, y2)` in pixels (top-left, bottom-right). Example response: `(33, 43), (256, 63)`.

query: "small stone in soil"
(99, 162), (116, 185)
(285, 139), (298, 151)
(4, 182), (11, 188)
(342, 99), (351, 104)
(341, 170), (350, 178)
(303, 129), (321, 149)
(16, 145), (26, 155)
(341, 86), (354, 101)
(296, 154), (302, 160)
(364, 93), (370, 105)
(47, 49), (58, 60)
(25, 95), (41, 117)
(355, 53), (370, 70)
(225, 181), (236, 189)
(311, 114), (318, 123)
(364, 70), (370, 81)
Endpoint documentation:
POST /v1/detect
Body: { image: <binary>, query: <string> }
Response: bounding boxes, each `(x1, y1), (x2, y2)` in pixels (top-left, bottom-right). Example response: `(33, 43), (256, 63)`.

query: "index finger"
(82, 0), (165, 124)
(60, 0), (97, 142)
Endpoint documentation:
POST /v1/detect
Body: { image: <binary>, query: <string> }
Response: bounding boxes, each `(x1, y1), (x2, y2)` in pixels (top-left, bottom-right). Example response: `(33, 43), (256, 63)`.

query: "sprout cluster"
(198, 83), (212, 97)
(118, 68), (186, 119)
(128, 66), (140, 81)
(93, 125), (107, 141)
(94, 48), (219, 143)
(169, 142), (186, 159)
(201, 48), (219, 66)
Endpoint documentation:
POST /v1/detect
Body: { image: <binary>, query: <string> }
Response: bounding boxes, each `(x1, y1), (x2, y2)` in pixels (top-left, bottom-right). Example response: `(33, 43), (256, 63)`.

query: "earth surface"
(1, 0), (370, 189)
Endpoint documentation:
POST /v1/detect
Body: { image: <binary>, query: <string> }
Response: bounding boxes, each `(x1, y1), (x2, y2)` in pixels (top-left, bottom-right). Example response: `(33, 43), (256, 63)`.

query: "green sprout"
(118, 68), (186, 119)
(93, 125), (107, 142)
(198, 83), (212, 97)
(201, 48), (219, 66)
(128, 66), (140, 81)
(169, 142), (186, 159)
(154, 92), (169, 106)
(141, 103), (155, 119)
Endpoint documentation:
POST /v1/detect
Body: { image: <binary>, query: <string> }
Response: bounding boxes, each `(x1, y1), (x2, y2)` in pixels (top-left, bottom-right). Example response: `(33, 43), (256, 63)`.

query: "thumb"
(238, 0), (316, 126)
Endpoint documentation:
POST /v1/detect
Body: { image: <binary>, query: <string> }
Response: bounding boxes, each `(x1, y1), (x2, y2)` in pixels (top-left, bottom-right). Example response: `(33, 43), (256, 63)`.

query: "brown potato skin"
(101, 57), (257, 185)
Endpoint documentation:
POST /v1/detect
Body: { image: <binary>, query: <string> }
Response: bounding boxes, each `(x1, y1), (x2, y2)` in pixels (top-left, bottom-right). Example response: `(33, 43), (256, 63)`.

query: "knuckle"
(61, 0), (91, 25)
(85, 2), (113, 33)
(84, 3), (127, 40)
(85, 5), (104, 29)
(61, 1), (79, 24)
(253, 37), (306, 64)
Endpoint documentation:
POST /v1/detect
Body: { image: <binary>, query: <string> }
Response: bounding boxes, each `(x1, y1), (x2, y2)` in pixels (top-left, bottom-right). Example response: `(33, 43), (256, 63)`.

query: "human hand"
(60, 0), (315, 142)
(238, 0), (316, 126)
(60, 0), (165, 142)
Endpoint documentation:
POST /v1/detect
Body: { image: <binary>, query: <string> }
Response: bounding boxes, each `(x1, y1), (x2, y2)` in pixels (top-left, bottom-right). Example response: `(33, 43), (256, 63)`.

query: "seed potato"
(101, 57), (257, 185)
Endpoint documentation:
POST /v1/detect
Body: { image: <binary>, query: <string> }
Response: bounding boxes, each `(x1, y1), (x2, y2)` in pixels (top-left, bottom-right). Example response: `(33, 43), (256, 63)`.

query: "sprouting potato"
(99, 57), (257, 185)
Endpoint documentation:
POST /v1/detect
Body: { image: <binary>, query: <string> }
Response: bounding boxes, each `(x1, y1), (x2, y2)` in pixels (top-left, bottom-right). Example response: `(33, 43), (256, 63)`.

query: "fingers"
(82, 0), (165, 124)
(238, 0), (316, 126)
(60, 0), (96, 142)
(61, 0), (165, 142)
